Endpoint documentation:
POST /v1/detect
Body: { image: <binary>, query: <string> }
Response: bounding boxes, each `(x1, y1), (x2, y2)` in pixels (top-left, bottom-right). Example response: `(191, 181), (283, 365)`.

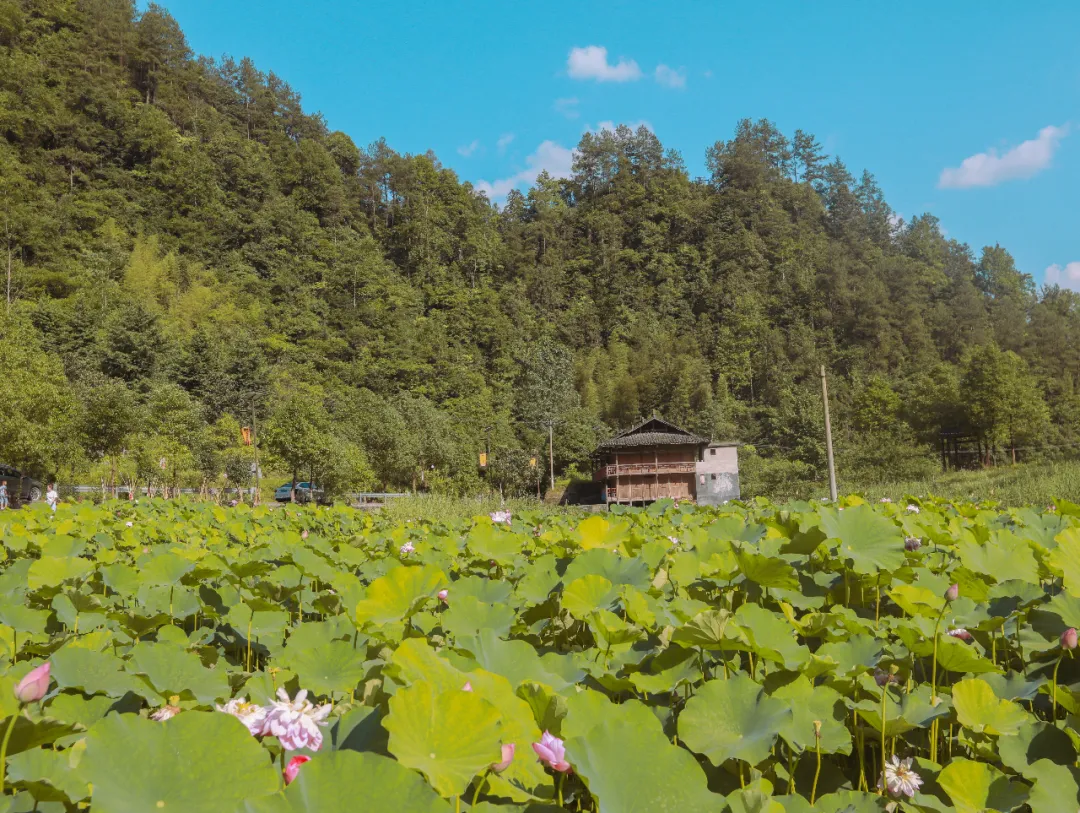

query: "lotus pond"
(3, 496), (1080, 812)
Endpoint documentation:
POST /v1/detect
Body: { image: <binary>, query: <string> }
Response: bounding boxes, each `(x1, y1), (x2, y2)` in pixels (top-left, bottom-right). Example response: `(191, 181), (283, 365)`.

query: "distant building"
(591, 417), (740, 506)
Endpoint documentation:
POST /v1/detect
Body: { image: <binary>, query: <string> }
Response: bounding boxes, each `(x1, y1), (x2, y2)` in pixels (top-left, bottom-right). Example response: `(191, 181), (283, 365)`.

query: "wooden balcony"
(603, 462), (695, 477)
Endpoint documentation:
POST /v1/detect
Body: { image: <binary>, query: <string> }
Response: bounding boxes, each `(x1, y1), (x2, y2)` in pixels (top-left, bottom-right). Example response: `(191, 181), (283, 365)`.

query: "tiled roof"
(596, 430), (710, 450)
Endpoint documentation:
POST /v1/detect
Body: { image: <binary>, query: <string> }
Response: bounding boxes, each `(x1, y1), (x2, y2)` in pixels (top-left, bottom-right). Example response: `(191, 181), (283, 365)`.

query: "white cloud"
(474, 140), (576, 200)
(457, 139), (481, 158)
(567, 45), (642, 82)
(554, 97), (580, 119)
(496, 133), (515, 155)
(938, 124), (1069, 189)
(1046, 262), (1080, 292)
(654, 64), (686, 89)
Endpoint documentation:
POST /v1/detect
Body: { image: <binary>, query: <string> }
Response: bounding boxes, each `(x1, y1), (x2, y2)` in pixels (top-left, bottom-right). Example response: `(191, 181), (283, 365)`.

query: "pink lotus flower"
(947, 628), (972, 642)
(216, 697), (268, 736)
(261, 688), (332, 752)
(667, 536), (680, 548)
(490, 510), (512, 525)
(944, 583), (959, 602)
(492, 742), (515, 774)
(1063, 628), (1078, 650)
(14, 662), (50, 703)
(301, 530), (308, 540)
(399, 541), (415, 555)
(462, 682), (473, 692)
(879, 755), (922, 798)
(532, 731), (571, 772)
(879, 497), (893, 504)
(125, 521), (133, 527)
(284, 755), (310, 785)
(151, 704), (181, 721)
(438, 589), (449, 603)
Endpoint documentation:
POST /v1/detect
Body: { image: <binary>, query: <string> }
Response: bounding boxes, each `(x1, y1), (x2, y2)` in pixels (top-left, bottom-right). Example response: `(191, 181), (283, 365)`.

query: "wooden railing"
(604, 462), (695, 476)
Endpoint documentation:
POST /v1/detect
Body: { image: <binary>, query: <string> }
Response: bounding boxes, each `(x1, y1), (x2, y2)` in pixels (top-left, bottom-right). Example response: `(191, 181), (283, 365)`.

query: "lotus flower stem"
(455, 796), (461, 813)
(1052, 652), (1064, 725)
(879, 685), (888, 796)
(472, 769), (490, 806)
(810, 721), (822, 805)
(556, 771), (564, 807)
(0, 709), (18, 794)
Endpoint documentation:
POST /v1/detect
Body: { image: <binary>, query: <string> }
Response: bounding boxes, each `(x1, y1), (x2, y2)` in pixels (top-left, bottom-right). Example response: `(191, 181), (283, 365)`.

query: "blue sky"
(153, 0), (1079, 289)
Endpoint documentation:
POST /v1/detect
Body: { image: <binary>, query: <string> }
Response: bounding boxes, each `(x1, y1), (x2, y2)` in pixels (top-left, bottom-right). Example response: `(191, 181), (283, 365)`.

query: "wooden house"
(592, 417), (740, 506)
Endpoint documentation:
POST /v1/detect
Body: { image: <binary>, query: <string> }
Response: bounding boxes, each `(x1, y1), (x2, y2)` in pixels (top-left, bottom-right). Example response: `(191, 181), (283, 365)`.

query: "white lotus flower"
(399, 541), (415, 555)
(216, 697), (268, 736)
(879, 497), (893, 504)
(151, 704), (181, 721)
(879, 755), (922, 798)
(905, 504), (920, 514)
(667, 536), (680, 548)
(490, 510), (512, 525)
(261, 688), (332, 752)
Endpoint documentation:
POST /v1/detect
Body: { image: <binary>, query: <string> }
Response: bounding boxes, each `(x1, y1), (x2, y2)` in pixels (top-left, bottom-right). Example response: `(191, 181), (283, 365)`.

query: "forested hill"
(1, 1), (1077, 496)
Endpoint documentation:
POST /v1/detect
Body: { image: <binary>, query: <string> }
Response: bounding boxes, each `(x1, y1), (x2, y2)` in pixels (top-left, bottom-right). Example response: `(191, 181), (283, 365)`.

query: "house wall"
(695, 444), (740, 505)
(601, 445), (698, 503)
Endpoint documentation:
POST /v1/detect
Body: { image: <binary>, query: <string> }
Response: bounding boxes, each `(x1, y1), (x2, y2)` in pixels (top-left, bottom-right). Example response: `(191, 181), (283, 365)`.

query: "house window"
(710, 448), (716, 456)
(699, 475), (705, 485)
(711, 474), (717, 481)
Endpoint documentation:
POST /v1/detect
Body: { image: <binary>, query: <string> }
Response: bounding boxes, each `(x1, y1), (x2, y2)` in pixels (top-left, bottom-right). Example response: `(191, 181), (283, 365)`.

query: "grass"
(829, 460), (1080, 507)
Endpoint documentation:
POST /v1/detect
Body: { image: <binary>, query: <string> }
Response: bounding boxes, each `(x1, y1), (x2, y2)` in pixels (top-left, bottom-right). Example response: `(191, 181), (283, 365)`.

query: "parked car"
(0, 466), (43, 504)
(274, 482), (326, 504)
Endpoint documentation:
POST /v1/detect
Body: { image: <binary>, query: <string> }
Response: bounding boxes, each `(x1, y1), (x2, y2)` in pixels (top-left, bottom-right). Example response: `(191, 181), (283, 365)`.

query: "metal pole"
(820, 365), (838, 502)
(251, 405), (261, 506)
(548, 423), (555, 494)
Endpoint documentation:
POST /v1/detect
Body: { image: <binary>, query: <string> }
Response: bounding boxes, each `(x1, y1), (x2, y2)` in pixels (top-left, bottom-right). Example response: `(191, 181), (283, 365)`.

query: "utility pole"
(251, 404), (261, 506)
(820, 365), (838, 502)
(547, 422), (555, 495)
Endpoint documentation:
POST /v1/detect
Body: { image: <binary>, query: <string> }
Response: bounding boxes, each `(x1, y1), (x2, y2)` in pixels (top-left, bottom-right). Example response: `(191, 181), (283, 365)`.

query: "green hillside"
(1, 0), (1077, 496)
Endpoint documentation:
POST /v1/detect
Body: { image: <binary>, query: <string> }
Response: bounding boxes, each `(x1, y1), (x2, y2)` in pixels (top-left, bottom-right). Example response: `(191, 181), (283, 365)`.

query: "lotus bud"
(438, 589), (449, 603)
(904, 537), (921, 552)
(944, 583), (959, 602)
(813, 720), (822, 740)
(947, 628), (972, 642)
(462, 682), (473, 692)
(14, 661), (50, 704)
(1062, 628), (1078, 650)
(492, 742), (515, 774)
(284, 755), (310, 785)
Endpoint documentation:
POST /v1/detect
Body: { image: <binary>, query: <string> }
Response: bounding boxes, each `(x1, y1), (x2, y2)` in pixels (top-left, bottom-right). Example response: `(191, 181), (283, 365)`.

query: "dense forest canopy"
(1, 0), (1077, 497)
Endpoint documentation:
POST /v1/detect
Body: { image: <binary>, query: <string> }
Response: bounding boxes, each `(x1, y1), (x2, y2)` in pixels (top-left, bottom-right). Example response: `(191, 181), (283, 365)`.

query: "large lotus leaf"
(888, 584), (946, 618)
(936, 758), (1029, 813)
(355, 565), (447, 628)
(283, 750), (450, 812)
(448, 576), (515, 606)
(679, 674), (792, 766)
(1049, 530), (1080, 596)
(733, 602), (810, 669)
(956, 532), (1039, 585)
(575, 515), (628, 552)
(466, 524), (522, 565)
(567, 719), (722, 813)
(0, 714), (79, 757)
(50, 646), (141, 698)
(561, 575), (617, 620)
(856, 684), (950, 737)
(0, 601), (48, 635)
(998, 719), (1076, 773)
(772, 675), (851, 755)
(100, 563), (141, 596)
(807, 791), (888, 813)
(562, 548), (651, 591)
(587, 608), (643, 651)
(6, 743), (90, 802)
(934, 635), (1000, 675)
(126, 641), (230, 705)
(725, 780), (785, 813)
(227, 606), (292, 642)
(672, 609), (731, 649)
(473, 805), (562, 813)
(384, 682), (502, 798)
(282, 640), (368, 697)
(1021, 759), (1080, 813)
(513, 556), (561, 605)
(442, 595), (515, 640)
(820, 505), (905, 575)
(290, 547), (336, 583)
(734, 547), (798, 589)
(563, 690), (664, 742)
(81, 711), (280, 813)
(952, 678), (1030, 736)
(462, 629), (583, 692)
(813, 634), (884, 677)
(140, 551), (196, 587)
(27, 556), (94, 589)
(628, 646), (701, 694)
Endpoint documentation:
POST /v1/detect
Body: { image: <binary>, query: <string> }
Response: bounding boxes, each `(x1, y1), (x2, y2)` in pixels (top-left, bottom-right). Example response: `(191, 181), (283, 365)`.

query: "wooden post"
(251, 405), (260, 506)
(548, 423), (555, 494)
(820, 365), (838, 502)
(615, 451), (620, 503)
(654, 447), (659, 502)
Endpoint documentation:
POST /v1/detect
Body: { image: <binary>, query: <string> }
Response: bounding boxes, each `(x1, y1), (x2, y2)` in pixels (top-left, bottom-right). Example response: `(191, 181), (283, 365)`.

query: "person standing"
(45, 483), (58, 513)
(0, 480), (8, 511)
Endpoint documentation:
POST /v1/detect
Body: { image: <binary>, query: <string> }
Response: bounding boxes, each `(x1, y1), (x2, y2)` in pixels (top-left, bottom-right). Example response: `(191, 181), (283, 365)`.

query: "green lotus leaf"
(952, 678), (1030, 736)
(857, 684), (951, 736)
(936, 758), (1029, 813)
(934, 635), (1001, 675)
(567, 718), (723, 813)
(450, 575), (515, 606)
(562, 548), (650, 591)
(50, 646), (140, 698)
(384, 682), (502, 798)
(290, 547), (336, 583)
(6, 743), (90, 802)
(734, 546), (798, 589)
(587, 608), (642, 650)
(472, 804), (562, 813)
(283, 750), (451, 812)
(560, 575), (616, 620)
(956, 531), (1039, 585)
(126, 641), (231, 705)
(813, 633), (884, 677)
(140, 552), (196, 587)
(628, 645), (701, 694)
(575, 515), (625, 552)
(27, 556), (94, 589)
(355, 565), (447, 628)
(678, 673), (792, 766)
(282, 640), (368, 697)
(725, 779), (785, 813)
(563, 690), (664, 742)
(820, 505), (905, 575)
(888, 584), (946, 617)
(81, 711), (280, 813)
(442, 595), (515, 640)
(998, 719), (1076, 773)
(462, 629), (583, 692)
(733, 602), (810, 669)
(772, 675), (851, 755)
(1049, 530), (1080, 596)
(513, 556), (561, 605)
(466, 523), (522, 564)
(0, 714), (79, 757)
(672, 609), (732, 649)
(1021, 759), (1080, 813)
(100, 563), (141, 596)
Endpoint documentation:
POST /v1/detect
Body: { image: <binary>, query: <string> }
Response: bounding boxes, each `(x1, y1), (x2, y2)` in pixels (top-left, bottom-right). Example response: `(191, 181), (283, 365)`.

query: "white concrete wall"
(695, 445), (740, 504)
